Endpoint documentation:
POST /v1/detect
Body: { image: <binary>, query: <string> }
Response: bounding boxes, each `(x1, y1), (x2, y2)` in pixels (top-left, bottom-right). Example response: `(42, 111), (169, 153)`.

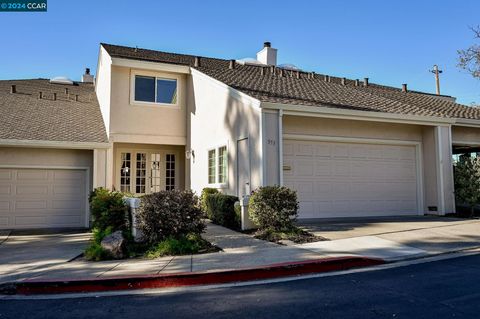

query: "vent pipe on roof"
(75, 94), (79, 102)
(402, 83), (408, 92)
(10, 85), (16, 94)
(229, 59), (235, 69)
(279, 69), (284, 77)
(355, 79), (360, 86)
(341, 77), (346, 85)
(65, 88), (69, 95)
(194, 57), (201, 67)
(260, 67), (265, 75)
(38, 91), (43, 99)
(296, 71), (300, 79)
(53, 93), (57, 101)
(363, 78), (369, 87)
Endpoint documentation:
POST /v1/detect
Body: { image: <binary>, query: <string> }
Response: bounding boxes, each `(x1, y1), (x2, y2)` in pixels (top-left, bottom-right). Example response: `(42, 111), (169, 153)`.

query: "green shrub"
(137, 190), (205, 244)
(89, 187), (129, 232)
(249, 186), (299, 231)
(200, 188), (219, 213)
(205, 193), (239, 229)
(84, 241), (111, 261)
(454, 154), (480, 216)
(145, 233), (213, 258)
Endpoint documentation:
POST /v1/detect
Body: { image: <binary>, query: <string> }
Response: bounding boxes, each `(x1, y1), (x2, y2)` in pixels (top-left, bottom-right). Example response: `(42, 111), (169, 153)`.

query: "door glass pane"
(136, 153), (146, 193)
(166, 154), (176, 191)
(135, 76), (155, 102)
(120, 152), (131, 192)
(150, 153), (161, 193)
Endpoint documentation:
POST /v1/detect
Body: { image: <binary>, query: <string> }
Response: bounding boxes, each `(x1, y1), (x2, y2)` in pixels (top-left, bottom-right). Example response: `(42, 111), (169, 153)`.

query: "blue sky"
(1, 0), (480, 104)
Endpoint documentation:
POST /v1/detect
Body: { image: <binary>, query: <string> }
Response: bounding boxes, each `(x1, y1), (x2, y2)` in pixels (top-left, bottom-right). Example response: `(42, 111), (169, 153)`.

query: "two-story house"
(2, 42), (480, 230)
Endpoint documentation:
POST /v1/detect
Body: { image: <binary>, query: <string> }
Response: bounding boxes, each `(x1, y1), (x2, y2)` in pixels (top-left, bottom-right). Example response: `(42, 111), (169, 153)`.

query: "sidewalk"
(1, 218), (480, 285)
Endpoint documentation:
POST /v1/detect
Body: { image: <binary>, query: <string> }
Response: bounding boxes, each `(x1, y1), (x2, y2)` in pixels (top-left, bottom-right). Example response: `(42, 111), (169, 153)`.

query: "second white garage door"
(0, 168), (87, 229)
(283, 139), (419, 219)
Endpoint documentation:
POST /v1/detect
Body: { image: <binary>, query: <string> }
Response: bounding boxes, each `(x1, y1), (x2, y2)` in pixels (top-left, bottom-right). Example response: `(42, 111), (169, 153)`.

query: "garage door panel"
(284, 139), (418, 218)
(17, 170), (49, 181)
(16, 185), (49, 195)
(0, 168), (87, 229)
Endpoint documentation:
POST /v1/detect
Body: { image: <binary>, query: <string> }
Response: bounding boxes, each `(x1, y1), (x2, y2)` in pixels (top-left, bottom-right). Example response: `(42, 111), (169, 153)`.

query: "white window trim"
(207, 144), (229, 188)
(130, 69), (181, 109)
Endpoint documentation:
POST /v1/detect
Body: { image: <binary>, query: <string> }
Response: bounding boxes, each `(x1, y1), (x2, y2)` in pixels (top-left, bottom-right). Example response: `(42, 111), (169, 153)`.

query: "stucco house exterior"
(2, 42), (480, 230)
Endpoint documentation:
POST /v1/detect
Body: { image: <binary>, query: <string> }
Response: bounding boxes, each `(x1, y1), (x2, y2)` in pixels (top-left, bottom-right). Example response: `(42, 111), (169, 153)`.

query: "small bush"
(84, 241), (111, 261)
(89, 187), (129, 232)
(454, 155), (480, 216)
(200, 188), (219, 213)
(249, 186), (299, 231)
(205, 193), (240, 229)
(137, 190), (205, 244)
(145, 233), (216, 258)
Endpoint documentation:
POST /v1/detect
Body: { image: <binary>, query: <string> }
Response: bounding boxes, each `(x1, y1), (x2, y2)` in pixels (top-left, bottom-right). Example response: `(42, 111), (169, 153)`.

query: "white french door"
(117, 150), (178, 194)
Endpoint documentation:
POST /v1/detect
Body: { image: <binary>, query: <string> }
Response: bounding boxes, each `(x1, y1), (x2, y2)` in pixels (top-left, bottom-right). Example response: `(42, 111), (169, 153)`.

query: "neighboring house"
(2, 42), (480, 229)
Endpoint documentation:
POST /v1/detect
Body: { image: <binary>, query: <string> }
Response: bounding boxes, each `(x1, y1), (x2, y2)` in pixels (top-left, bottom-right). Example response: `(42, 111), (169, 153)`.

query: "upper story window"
(134, 75), (177, 104)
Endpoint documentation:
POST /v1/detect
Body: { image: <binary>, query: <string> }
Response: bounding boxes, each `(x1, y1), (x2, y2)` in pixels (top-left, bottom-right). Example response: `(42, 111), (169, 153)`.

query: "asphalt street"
(1, 254), (480, 319)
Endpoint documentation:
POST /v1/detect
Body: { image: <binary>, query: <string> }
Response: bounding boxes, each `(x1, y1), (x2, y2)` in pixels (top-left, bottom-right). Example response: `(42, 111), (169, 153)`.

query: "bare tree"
(458, 26), (480, 78)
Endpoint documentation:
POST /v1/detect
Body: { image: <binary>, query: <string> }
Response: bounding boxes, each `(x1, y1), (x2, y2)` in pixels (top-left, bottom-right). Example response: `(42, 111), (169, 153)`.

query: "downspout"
(278, 109), (284, 186)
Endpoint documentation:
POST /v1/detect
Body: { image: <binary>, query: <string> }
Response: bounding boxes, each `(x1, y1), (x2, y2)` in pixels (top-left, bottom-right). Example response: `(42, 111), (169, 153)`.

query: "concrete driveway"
(297, 216), (480, 261)
(0, 229), (90, 283)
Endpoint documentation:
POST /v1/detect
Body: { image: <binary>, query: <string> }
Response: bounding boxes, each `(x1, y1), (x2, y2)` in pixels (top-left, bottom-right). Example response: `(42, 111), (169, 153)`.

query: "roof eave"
(0, 139), (111, 149)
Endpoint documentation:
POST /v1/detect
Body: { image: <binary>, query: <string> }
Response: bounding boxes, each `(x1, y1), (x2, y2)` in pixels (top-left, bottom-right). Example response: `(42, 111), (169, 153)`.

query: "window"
(166, 154), (176, 190)
(208, 146), (228, 185)
(208, 149), (216, 184)
(136, 153), (146, 193)
(134, 75), (177, 104)
(120, 152), (131, 192)
(218, 146), (227, 184)
(150, 153), (161, 193)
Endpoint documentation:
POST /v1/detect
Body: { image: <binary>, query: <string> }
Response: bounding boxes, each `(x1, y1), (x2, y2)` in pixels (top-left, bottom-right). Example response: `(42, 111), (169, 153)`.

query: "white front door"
(283, 139), (419, 218)
(237, 138), (250, 198)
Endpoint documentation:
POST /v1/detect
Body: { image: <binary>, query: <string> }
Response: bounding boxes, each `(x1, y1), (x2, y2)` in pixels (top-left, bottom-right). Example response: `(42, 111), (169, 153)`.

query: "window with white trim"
(134, 75), (177, 104)
(208, 146), (228, 185)
(166, 154), (176, 191)
(120, 152), (131, 192)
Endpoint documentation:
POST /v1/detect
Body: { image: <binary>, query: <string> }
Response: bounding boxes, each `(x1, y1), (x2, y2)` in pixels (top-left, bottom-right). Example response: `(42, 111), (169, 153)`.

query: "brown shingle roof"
(103, 43), (480, 120)
(0, 79), (108, 143)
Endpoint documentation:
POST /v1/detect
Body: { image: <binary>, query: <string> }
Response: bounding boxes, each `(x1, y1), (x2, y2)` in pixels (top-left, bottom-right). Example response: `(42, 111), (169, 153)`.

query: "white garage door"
(283, 139), (419, 219)
(0, 168), (87, 229)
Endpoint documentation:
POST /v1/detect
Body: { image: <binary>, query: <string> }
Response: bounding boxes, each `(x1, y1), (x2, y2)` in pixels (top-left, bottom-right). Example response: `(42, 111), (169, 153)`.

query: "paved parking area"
(0, 229), (90, 283)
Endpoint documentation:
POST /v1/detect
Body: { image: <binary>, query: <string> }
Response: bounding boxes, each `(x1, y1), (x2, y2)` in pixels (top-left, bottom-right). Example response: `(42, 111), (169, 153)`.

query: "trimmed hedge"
(137, 190), (205, 244)
(249, 186), (299, 230)
(200, 187), (219, 214)
(205, 193), (240, 229)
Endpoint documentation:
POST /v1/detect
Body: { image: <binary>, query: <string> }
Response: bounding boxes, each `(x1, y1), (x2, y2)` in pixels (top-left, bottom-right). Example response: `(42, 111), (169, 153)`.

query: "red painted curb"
(3, 256), (384, 295)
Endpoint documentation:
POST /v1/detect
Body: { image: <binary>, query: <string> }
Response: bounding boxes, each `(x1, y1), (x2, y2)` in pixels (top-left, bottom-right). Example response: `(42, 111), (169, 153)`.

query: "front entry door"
(237, 138), (250, 198)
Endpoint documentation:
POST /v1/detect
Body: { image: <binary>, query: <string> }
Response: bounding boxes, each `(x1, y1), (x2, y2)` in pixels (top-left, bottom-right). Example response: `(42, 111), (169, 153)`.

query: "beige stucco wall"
(452, 126), (480, 145)
(111, 143), (185, 191)
(188, 71), (261, 197)
(283, 116), (423, 141)
(0, 147), (94, 190)
(108, 66), (187, 145)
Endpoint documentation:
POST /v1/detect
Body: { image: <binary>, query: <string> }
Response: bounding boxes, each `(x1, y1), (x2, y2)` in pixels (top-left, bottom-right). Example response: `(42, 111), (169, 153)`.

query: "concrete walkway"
(296, 217), (480, 261)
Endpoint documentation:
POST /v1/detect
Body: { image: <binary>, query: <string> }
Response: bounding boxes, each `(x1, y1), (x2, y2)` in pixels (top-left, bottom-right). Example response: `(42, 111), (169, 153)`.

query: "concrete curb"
(0, 256), (384, 295)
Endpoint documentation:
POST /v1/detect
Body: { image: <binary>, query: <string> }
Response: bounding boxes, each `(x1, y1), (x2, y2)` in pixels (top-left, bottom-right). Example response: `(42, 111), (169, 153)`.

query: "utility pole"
(430, 64), (443, 95)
